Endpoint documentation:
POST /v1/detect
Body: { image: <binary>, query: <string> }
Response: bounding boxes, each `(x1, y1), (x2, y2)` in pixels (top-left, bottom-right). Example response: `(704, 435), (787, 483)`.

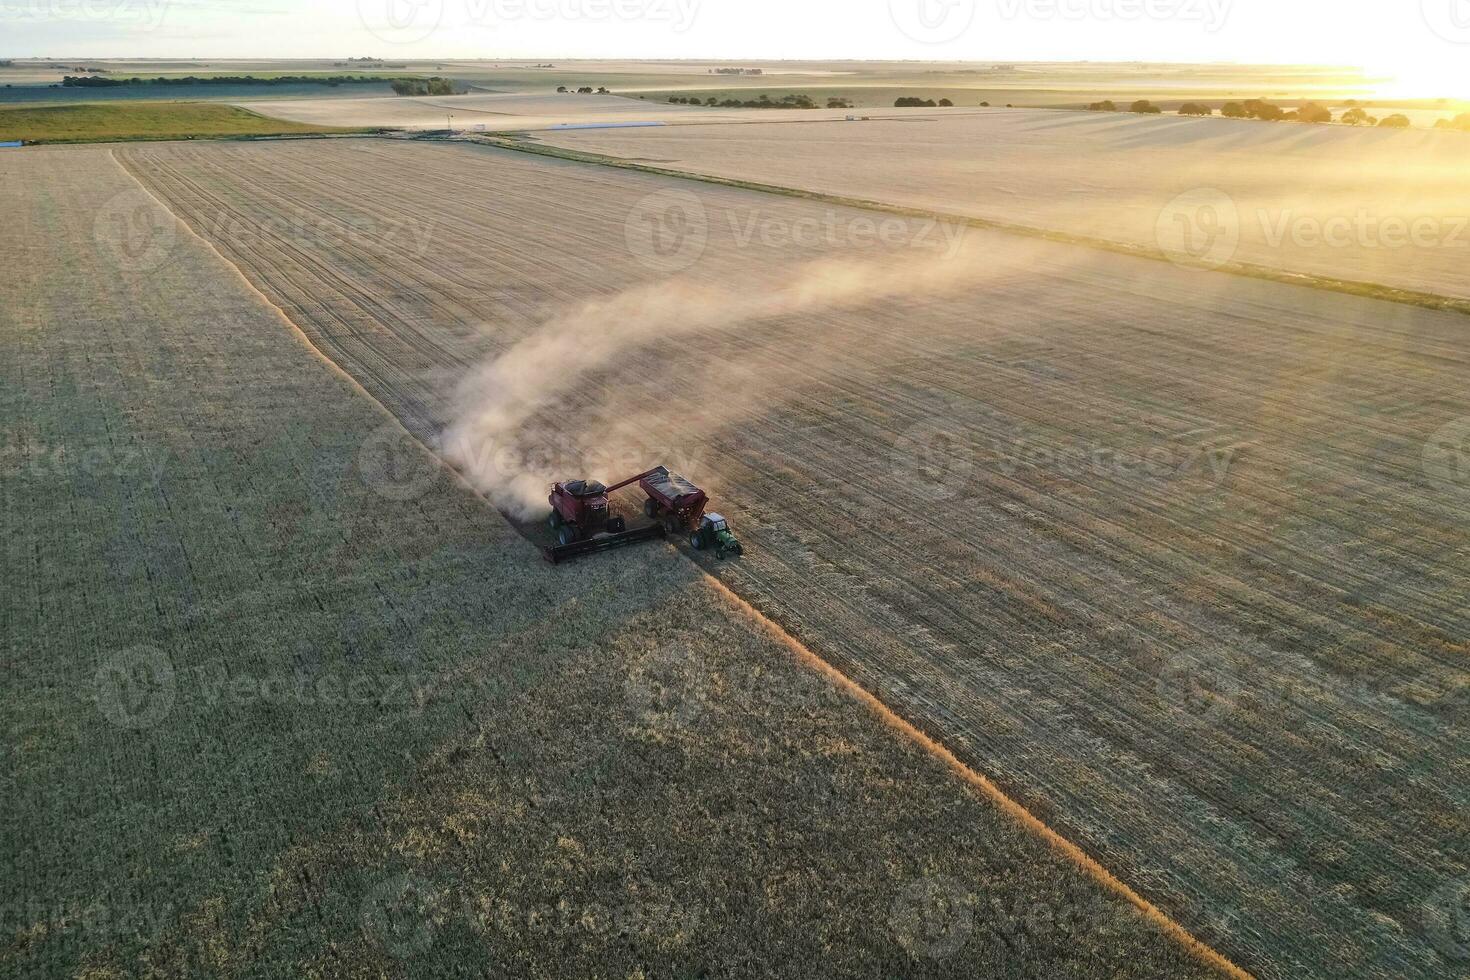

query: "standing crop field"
(533, 110), (1470, 300)
(114, 137), (1470, 980)
(1, 146), (1226, 978)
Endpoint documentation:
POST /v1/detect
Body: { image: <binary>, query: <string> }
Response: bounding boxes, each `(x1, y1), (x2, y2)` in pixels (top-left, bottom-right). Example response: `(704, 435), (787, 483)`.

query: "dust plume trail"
(443, 245), (998, 517)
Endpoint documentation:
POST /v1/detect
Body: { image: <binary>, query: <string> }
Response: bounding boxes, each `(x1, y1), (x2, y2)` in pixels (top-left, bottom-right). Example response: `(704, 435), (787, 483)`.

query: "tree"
(596, 86), (609, 94)
(1378, 114), (1411, 128)
(1221, 101), (1247, 118)
(1087, 100), (1117, 111)
(1130, 99), (1162, 114)
(1243, 99), (1284, 121)
(577, 86), (593, 94)
(1296, 102), (1331, 123)
(1178, 102), (1212, 116)
(979, 101), (990, 107)
(1341, 106), (1371, 126)
(938, 98), (953, 107)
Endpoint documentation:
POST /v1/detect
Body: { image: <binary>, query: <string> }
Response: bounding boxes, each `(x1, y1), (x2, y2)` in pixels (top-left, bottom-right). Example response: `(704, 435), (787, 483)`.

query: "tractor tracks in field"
(112, 139), (1470, 980)
(475, 134), (1470, 322)
(108, 144), (1253, 980)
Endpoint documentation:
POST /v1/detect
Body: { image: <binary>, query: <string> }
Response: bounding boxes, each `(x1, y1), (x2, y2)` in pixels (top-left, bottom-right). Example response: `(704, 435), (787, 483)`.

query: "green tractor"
(688, 513), (743, 559)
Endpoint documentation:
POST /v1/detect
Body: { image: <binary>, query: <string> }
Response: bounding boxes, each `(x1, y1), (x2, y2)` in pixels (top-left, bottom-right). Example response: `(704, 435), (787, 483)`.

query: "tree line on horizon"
(1083, 98), (1455, 129)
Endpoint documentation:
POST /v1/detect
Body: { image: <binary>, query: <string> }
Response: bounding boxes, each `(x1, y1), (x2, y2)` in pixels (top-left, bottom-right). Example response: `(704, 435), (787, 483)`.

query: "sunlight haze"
(2, 0), (1468, 98)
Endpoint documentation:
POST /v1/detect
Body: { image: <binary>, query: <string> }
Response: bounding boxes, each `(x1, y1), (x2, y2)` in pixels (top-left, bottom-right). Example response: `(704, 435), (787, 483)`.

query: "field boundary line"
(106, 147), (548, 566)
(701, 575), (1253, 980)
(113, 145), (1249, 980)
(467, 133), (1470, 319)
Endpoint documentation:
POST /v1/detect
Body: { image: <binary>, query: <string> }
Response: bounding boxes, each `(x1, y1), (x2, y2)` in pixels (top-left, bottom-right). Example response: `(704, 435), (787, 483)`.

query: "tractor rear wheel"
(689, 531), (704, 550)
(558, 525), (578, 546)
(548, 510), (563, 530)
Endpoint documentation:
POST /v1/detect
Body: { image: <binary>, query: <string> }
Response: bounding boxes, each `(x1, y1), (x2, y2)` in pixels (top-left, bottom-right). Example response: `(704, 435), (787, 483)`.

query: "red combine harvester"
(544, 465), (741, 564)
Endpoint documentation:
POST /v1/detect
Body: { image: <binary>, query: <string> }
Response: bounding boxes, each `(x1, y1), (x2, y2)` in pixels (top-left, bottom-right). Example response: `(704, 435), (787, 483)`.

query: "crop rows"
(1, 145), (1221, 978)
(536, 111), (1470, 300)
(116, 138), (1470, 979)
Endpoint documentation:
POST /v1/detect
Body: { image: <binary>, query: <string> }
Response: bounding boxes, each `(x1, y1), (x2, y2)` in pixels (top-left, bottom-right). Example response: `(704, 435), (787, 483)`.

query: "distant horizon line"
(0, 56), (1369, 70)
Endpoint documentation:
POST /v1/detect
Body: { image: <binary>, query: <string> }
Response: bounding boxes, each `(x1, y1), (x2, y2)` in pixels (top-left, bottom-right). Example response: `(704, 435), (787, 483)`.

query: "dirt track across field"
(116, 137), (1470, 980)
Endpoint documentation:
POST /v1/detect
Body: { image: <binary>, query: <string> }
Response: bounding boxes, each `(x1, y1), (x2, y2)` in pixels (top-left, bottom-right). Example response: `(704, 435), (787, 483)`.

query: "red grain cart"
(638, 466), (709, 531)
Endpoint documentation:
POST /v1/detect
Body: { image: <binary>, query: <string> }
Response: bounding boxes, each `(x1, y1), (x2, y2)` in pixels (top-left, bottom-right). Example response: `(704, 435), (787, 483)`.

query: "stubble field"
(108, 137), (1470, 979)
(1, 146), (1224, 978)
(534, 110), (1470, 300)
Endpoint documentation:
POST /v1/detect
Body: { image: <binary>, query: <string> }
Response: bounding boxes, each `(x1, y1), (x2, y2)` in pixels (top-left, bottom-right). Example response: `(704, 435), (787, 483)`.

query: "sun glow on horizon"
(1363, 59), (1470, 103)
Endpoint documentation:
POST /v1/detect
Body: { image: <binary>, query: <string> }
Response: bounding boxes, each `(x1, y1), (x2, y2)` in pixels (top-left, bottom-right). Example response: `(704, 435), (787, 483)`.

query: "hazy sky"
(3, 0), (1467, 94)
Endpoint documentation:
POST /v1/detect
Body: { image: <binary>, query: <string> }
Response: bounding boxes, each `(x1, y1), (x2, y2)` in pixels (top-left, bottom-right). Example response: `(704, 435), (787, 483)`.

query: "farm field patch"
(0, 146), (1219, 978)
(114, 137), (1470, 979)
(0, 101), (363, 142)
(534, 110), (1470, 300)
(235, 89), (987, 132)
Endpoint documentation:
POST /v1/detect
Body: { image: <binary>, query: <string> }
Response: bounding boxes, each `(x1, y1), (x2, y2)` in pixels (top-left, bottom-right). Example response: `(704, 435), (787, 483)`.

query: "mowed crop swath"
(117, 138), (1470, 980)
(535, 110), (1470, 300)
(1, 147), (1225, 978)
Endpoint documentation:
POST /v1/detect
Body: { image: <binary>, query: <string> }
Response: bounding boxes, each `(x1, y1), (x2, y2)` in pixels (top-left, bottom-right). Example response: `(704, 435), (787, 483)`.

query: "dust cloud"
(443, 245), (999, 518)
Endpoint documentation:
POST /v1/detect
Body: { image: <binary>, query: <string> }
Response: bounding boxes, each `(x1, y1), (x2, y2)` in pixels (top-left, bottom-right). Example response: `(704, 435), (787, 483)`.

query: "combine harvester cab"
(542, 465), (741, 564)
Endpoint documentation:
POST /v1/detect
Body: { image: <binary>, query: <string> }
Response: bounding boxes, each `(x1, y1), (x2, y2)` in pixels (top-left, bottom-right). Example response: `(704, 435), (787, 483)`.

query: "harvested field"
(533, 110), (1470, 299)
(239, 89), (985, 131)
(113, 137), (1470, 980)
(0, 146), (1223, 978)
